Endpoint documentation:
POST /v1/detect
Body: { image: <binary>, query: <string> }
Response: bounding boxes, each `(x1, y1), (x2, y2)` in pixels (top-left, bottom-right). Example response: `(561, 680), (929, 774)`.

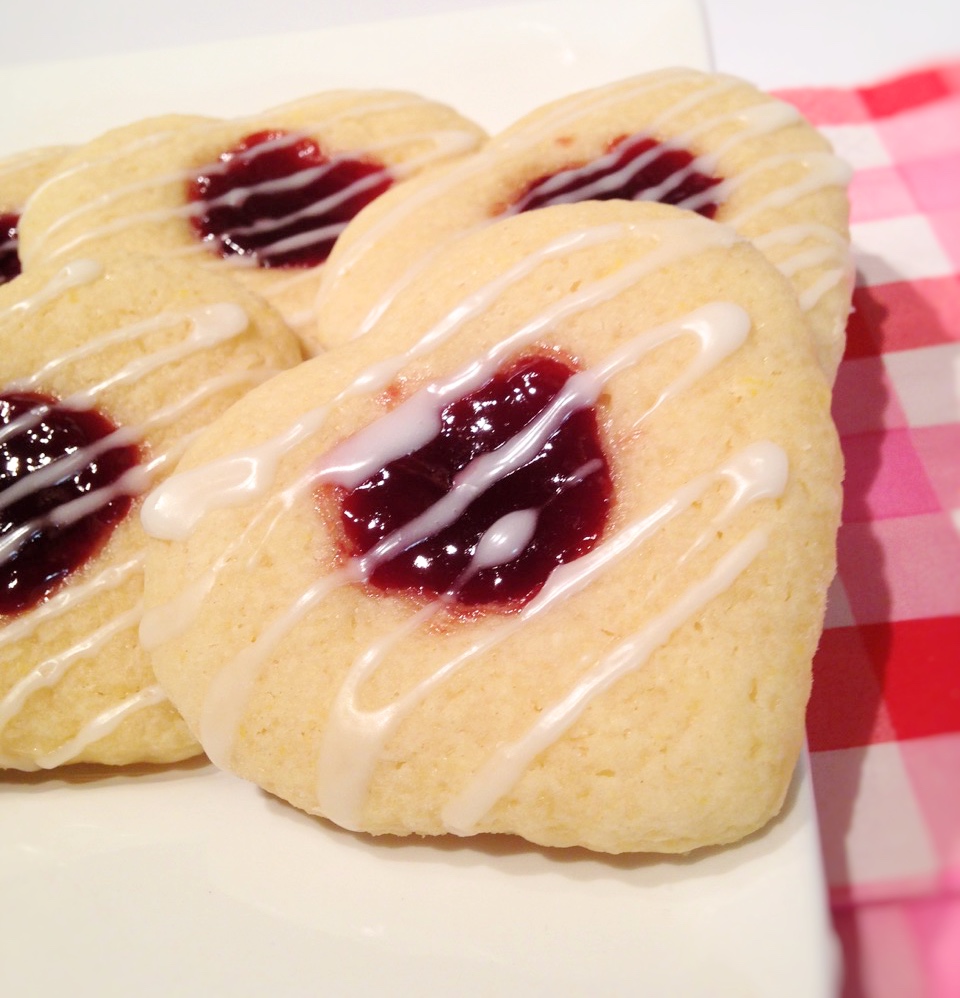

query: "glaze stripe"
(0, 603), (145, 756)
(28, 684), (168, 771)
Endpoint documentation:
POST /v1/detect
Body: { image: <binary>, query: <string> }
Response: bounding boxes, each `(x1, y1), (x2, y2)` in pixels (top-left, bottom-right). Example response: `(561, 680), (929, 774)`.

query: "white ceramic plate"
(2, 0), (709, 154)
(0, 3), (837, 995)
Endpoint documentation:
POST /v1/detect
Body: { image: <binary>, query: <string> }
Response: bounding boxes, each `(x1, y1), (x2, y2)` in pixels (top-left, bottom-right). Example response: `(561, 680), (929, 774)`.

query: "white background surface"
(2, 0), (957, 86)
(1, 1), (956, 996)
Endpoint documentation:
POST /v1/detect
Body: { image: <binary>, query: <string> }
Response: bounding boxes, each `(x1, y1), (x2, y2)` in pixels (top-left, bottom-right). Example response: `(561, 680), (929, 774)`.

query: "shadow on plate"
(0, 753), (212, 789)
(255, 755), (806, 884)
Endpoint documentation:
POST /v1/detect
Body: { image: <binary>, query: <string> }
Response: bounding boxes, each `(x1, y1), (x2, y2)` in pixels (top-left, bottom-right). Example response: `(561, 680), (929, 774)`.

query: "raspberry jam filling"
(187, 130), (394, 269)
(0, 213), (21, 286)
(511, 133), (723, 218)
(0, 391), (141, 615)
(334, 355), (613, 609)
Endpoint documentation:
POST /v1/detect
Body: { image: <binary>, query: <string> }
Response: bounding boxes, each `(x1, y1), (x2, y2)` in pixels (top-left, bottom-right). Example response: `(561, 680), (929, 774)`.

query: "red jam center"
(187, 130), (394, 269)
(0, 212), (20, 286)
(511, 134), (722, 219)
(0, 391), (141, 615)
(335, 355), (613, 609)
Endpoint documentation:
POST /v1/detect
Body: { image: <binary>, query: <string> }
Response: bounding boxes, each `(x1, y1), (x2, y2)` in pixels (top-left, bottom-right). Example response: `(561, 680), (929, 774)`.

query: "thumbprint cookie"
(16, 94), (487, 350)
(315, 68), (852, 380)
(0, 254), (302, 770)
(142, 200), (842, 854)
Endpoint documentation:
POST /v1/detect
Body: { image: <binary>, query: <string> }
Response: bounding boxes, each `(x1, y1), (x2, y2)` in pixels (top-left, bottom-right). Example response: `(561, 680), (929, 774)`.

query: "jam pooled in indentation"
(335, 355), (613, 609)
(188, 130), (394, 269)
(0, 213), (21, 286)
(0, 391), (141, 616)
(510, 133), (723, 219)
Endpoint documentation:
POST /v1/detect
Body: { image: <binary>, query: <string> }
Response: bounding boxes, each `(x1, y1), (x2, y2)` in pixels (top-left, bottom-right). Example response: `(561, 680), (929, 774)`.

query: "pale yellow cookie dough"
(143, 201), (842, 853)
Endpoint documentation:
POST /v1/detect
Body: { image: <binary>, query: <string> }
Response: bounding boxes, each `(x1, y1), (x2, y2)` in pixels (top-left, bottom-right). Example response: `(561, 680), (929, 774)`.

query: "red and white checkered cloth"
(774, 63), (960, 998)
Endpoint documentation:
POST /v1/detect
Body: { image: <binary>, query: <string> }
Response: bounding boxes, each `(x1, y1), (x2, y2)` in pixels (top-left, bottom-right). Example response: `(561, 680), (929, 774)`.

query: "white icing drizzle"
(0, 554), (143, 647)
(0, 562), (174, 771)
(722, 153), (853, 228)
(10, 301), (248, 398)
(0, 602), (144, 751)
(0, 423), (139, 517)
(349, 225), (489, 340)
(0, 147), (68, 179)
(224, 129), (474, 265)
(139, 574), (216, 653)
(40, 154), (378, 264)
(763, 244), (848, 313)
(472, 509), (542, 569)
(141, 414), (316, 542)
(752, 223), (853, 314)
(25, 684), (168, 772)
(27, 126), (202, 207)
(0, 258), (101, 322)
(798, 267), (851, 313)
(763, 242), (840, 278)
(34, 165), (210, 252)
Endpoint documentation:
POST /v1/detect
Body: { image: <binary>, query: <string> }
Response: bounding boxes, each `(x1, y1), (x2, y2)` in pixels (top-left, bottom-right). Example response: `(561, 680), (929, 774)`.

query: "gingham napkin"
(775, 62), (960, 998)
